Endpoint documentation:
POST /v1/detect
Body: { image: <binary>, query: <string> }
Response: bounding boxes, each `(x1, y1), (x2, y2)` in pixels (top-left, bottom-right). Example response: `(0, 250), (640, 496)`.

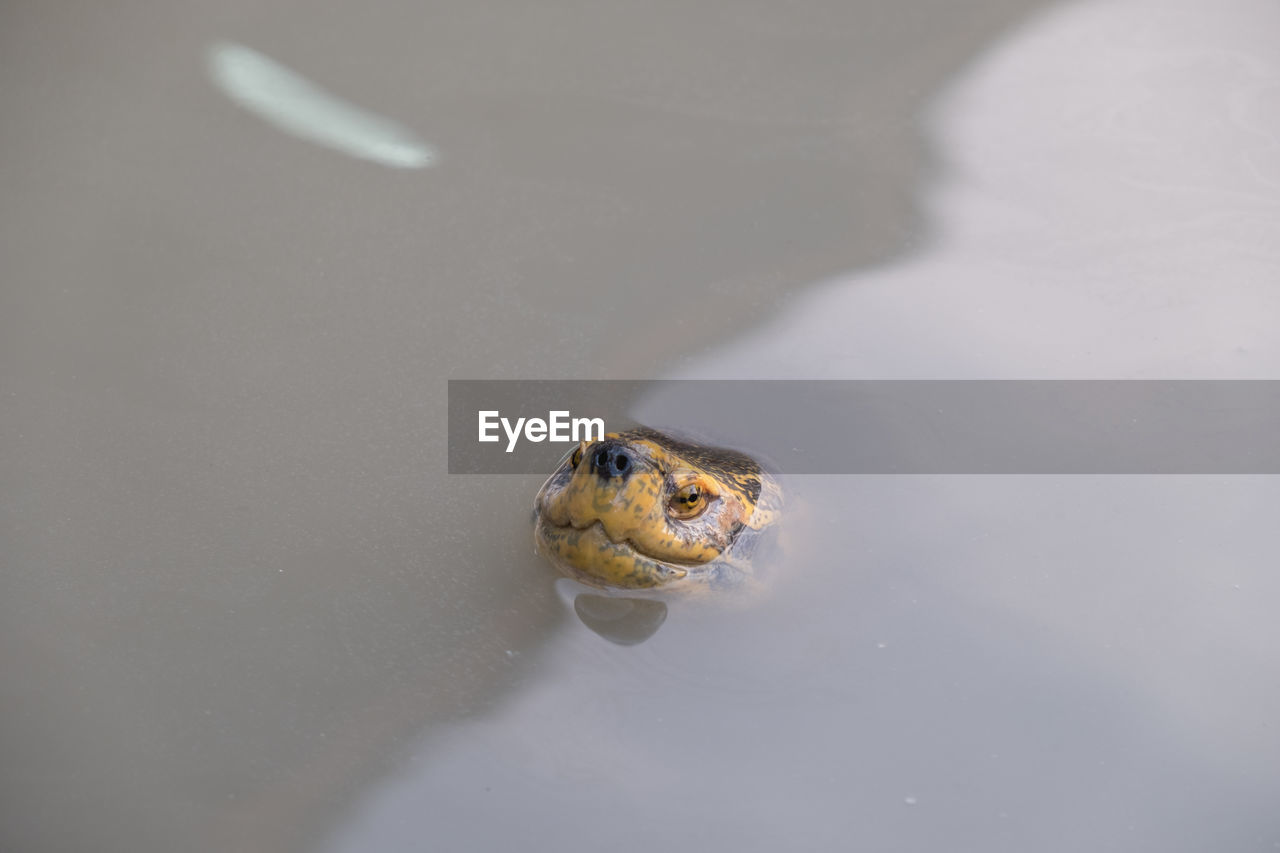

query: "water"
(326, 475), (1280, 852)
(2, 0), (1277, 851)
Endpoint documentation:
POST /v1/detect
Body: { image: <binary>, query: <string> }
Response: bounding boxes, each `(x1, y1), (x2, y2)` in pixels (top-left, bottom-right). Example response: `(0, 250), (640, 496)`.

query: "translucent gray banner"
(447, 380), (1280, 474)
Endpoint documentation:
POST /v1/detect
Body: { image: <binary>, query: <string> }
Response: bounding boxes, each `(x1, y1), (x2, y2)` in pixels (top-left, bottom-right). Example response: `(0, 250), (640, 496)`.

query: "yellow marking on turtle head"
(533, 428), (777, 590)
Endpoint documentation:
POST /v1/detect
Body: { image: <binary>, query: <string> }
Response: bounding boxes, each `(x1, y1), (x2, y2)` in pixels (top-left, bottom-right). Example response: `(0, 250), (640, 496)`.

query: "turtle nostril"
(592, 444), (634, 480)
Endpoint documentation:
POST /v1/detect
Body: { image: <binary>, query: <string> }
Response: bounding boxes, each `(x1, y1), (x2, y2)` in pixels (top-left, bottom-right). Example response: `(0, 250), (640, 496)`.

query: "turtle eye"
(569, 442), (585, 468)
(668, 483), (710, 519)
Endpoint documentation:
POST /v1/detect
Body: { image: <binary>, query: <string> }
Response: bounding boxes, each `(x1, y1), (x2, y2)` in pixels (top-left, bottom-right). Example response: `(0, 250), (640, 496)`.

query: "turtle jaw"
(534, 518), (690, 590)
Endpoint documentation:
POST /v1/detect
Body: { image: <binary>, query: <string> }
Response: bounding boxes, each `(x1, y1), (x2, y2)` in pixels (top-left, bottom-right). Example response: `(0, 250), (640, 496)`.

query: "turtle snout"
(592, 442), (634, 480)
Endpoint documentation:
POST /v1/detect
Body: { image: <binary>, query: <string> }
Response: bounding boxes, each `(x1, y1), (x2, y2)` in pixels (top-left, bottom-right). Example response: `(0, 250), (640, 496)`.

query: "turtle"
(533, 427), (781, 594)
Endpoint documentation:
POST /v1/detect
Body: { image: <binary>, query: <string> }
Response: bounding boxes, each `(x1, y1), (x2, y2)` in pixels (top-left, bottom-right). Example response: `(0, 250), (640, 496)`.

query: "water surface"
(2, 0), (1277, 851)
(328, 1), (1280, 850)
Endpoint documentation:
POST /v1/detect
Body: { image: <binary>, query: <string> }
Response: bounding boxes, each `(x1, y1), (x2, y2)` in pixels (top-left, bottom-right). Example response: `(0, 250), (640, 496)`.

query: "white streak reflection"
(207, 42), (435, 169)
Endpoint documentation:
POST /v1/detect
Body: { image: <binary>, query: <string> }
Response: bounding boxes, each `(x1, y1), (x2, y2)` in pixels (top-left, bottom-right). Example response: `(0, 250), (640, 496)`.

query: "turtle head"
(533, 429), (774, 589)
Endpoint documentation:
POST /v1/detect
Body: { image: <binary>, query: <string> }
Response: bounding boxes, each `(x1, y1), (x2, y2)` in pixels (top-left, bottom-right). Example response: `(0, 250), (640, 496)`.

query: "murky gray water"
(2, 0), (1277, 851)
